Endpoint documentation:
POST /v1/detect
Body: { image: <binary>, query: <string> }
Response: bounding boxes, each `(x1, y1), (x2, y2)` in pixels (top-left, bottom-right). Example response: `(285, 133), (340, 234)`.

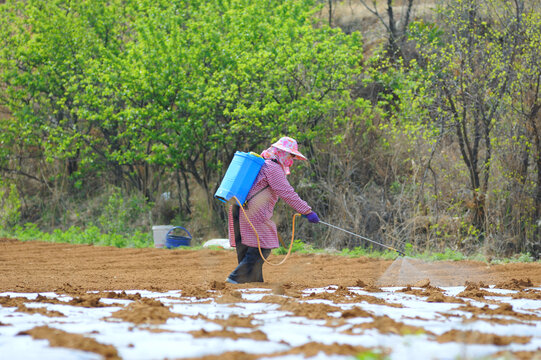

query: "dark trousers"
(227, 205), (271, 283)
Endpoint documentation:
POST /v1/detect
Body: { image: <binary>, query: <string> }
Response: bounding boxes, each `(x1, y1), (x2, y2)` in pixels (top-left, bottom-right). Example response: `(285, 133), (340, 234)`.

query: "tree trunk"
(386, 0), (398, 57)
(176, 168), (192, 216)
(328, 0), (332, 27)
(531, 107), (541, 224)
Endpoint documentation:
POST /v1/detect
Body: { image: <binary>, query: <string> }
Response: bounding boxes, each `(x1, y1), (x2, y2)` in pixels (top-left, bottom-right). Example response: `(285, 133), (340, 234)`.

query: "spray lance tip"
(394, 249), (406, 257)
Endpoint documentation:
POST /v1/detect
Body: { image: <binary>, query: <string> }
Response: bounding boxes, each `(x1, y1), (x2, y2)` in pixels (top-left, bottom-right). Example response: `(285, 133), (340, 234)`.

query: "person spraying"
(226, 137), (320, 284)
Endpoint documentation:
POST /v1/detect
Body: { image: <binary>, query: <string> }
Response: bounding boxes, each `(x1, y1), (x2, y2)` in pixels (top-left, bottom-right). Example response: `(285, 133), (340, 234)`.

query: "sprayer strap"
(243, 158), (278, 207)
(244, 185), (269, 208)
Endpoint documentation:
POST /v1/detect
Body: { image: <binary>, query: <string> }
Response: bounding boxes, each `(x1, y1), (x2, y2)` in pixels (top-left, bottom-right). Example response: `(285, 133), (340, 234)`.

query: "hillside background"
(1, 0), (540, 258)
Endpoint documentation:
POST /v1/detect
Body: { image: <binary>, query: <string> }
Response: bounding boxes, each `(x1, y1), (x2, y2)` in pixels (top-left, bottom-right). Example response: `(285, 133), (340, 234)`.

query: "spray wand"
(306, 217), (405, 256)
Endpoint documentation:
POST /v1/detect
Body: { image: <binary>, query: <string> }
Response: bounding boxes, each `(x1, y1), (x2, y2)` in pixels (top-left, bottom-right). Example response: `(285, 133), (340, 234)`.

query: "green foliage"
(0, 0), (365, 247)
(400, 245), (538, 263)
(0, 183), (21, 228)
(0, 0), (129, 170)
(134, 0), (364, 204)
(409, 19), (444, 46)
(273, 239), (316, 255)
(397, 243), (467, 261)
(367, 56), (436, 137)
(1, 223), (152, 248)
(340, 246), (399, 260)
(97, 187), (151, 235)
(355, 350), (388, 360)
(491, 252), (535, 264)
(388, 243), (467, 261)
(423, 248), (466, 261)
(0, 0), (365, 212)
(409, 0), (522, 233)
(403, 243), (415, 257)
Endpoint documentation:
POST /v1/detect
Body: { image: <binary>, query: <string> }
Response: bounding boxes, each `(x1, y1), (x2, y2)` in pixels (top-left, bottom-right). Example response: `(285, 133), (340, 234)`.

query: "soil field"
(1, 238), (541, 360)
(2, 239), (541, 292)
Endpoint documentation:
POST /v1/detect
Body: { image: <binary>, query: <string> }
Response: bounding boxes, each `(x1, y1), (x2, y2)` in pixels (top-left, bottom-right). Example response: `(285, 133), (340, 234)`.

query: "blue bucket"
(214, 151), (265, 205)
(165, 226), (192, 249)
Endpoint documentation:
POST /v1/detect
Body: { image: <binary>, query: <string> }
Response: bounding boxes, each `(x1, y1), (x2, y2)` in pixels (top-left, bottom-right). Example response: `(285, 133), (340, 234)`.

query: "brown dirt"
(278, 300), (343, 320)
(456, 282), (504, 300)
(17, 325), (120, 359)
(492, 350), (541, 360)
(497, 278), (535, 290)
(397, 284), (467, 304)
(190, 328), (269, 341)
(513, 289), (541, 300)
(15, 304), (65, 318)
(452, 303), (541, 321)
(2, 238), (540, 293)
(436, 329), (531, 346)
(461, 314), (533, 326)
(110, 298), (180, 325)
(304, 287), (404, 307)
(344, 315), (432, 336)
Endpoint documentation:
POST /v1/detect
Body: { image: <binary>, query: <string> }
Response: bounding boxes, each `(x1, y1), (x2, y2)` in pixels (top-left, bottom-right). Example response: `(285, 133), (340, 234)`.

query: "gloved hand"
(305, 211), (320, 224)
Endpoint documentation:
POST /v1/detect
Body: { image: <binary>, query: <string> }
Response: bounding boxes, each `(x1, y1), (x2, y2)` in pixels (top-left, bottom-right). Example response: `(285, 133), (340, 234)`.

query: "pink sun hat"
(271, 137), (307, 160)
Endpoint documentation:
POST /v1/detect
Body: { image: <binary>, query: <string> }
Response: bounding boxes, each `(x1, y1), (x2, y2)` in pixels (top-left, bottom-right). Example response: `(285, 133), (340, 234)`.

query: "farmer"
(226, 136), (320, 284)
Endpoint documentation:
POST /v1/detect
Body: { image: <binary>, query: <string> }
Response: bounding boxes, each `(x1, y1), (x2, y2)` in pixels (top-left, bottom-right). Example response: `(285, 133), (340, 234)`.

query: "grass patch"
(272, 239), (327, 255)
(0, 223), (153, 248)
(355, 349), (389, 360)
(489, 252), (536, 264)
(1, 225), (537, 263)
(340, 246), (399, 260)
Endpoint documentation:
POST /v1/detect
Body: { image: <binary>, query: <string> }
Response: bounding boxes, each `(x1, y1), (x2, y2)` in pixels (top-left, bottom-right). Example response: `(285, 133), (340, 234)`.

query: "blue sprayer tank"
(214, 151), (265, 205)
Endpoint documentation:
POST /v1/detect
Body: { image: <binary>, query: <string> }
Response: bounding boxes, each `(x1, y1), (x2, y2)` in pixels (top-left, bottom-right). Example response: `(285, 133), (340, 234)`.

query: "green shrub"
(2, 223), (536, 264)
(97, 187), (151, 236)
(0, 183), (21, 229)
(273, 239), (313, 255)
(355, 350), (388, 360)
(2, 223), (153, 248)
(491, 252), (534, 264)
(423, 248), (466, 261)
(340, 246), (399, 260)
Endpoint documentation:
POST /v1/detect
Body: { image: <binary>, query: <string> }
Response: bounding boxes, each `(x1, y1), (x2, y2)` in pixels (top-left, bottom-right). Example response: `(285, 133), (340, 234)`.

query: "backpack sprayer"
(215, 152), (404, 265)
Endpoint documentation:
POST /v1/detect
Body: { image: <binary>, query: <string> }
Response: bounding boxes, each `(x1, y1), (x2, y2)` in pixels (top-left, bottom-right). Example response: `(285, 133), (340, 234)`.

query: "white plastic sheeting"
(1, 286), (540, 360)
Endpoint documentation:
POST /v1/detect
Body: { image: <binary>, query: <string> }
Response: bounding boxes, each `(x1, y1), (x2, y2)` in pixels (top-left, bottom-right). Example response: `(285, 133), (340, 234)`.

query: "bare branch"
(0, 167), (49, 185)
(359, 0), (392, 33)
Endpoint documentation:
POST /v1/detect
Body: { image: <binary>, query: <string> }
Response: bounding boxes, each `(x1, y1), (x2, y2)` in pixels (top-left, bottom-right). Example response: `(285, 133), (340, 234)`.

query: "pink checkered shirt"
(228, 159), (312, 249)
